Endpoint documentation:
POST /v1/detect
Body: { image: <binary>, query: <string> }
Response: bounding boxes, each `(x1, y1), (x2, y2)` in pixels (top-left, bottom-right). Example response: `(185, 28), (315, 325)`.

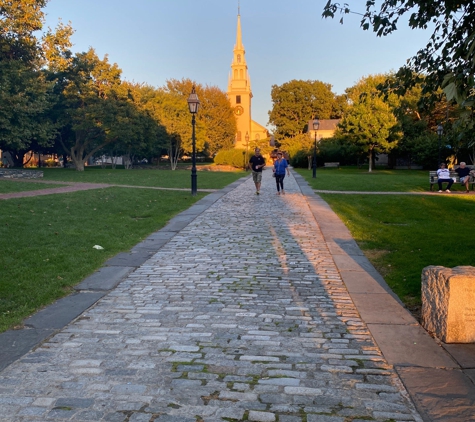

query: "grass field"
(295, 167), (475, 311)
(0, 180), (66, 193)
(42, 166), (245, 189)
(295, 166), (472, 193)
(0, 168), (245, 332)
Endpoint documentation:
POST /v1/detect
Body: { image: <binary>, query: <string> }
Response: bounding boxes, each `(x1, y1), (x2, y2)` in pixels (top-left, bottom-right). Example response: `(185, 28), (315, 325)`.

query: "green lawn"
(296, 167), (475, 311)
(294, 166), (468, 192)
(42, 166), (245, 189)
(0, 169), (245, 332)
(0, 180), (66, 193)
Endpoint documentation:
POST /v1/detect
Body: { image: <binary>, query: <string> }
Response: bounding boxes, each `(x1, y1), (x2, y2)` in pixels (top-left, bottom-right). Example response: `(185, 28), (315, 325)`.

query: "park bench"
(324, 162), (340, 168)
(429, 170), (475, 191)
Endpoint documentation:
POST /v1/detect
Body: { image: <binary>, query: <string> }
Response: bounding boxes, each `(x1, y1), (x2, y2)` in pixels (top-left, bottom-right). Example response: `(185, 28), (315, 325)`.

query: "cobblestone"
(0, 171), (422, 421)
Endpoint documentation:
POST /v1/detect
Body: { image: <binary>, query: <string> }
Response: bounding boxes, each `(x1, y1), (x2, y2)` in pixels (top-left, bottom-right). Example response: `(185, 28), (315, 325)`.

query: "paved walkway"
(0, 170), (474, 421)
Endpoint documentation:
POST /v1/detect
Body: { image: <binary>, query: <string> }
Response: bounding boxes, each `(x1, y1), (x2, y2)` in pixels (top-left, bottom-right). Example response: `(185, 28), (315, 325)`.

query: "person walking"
(249, 147), (265, 195)
(436, 162), (454, 192)
(273, 151), (290, 195)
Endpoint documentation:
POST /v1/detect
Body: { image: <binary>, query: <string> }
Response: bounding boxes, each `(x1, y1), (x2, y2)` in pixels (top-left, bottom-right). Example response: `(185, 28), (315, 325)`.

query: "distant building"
(227, 10), (268, 149)
(307, 119), (341, 140)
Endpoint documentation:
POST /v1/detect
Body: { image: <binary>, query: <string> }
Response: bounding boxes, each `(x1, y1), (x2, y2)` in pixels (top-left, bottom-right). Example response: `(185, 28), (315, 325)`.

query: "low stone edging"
(0, 169), (44, 179)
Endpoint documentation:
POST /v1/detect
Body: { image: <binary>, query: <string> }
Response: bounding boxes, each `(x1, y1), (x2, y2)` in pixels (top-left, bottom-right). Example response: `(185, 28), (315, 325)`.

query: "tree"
(145, 87), (196, 170)
(338, 98), (400, 171)
(112, 82), (167, 168)
(164, 79), (236, 156)
(279, 133), (313, 166)
(0, 0), (59, 166)
(0, 0), (47, 63)
(322, 2), (475, 125)
(0, 59), (55, 166)
(337, 76), (401, 172)
(41, 20), (74, 72)
(199, 85), (236, 155)
(54, 48), (130, 171)
(268, 79), (340, 138)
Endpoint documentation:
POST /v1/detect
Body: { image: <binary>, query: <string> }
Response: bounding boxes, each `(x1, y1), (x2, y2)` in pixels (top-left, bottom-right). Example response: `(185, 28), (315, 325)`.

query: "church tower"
(227, 9), (252, 149)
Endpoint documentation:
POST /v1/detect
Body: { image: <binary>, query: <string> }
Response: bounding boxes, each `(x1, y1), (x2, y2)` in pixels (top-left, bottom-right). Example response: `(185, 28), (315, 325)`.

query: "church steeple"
(228, 7), (252, 148)
(235, 10), (243, 51)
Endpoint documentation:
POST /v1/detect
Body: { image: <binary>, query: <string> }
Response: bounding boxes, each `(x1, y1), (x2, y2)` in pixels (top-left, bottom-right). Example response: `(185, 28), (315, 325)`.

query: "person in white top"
(436, 163), (454, 192)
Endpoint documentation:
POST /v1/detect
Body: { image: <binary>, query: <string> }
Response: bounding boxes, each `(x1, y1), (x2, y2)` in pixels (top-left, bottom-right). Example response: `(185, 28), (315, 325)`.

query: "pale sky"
(43, 0), (432, 130)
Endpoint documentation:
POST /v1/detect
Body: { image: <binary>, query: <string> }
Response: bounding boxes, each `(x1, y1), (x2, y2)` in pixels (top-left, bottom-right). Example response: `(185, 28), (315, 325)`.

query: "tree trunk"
(368, 148), (373, 173)
(111, 150), (118, 169)
(169, 138), (181, 171)
(70, 144), (84, 171)
(11, 151), (26, 167)
(123, 151), (135, 169)
(74, 160), (84, 171)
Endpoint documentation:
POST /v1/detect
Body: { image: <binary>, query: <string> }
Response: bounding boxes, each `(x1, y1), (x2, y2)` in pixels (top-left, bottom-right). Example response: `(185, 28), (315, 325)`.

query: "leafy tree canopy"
(322, 1), (475, 122)
(0, 0), (60, 165)
(0, 0), (48, 62)
(163, 78), (235, 156)
(337, 75), (402, 171)
(268, 79), (342, 138)
(54, 48), (131, 170)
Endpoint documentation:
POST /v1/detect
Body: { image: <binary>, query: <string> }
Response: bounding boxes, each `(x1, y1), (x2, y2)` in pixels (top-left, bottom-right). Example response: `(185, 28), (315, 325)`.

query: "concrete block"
(421, 266), (475, 343)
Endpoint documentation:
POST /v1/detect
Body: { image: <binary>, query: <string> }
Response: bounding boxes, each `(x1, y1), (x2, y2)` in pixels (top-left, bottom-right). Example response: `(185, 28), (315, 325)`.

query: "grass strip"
(42, 166), (246, 189)
(294, 166), (472, 193)
(0, 180), (66, 193)
(317, 189), (475, 308)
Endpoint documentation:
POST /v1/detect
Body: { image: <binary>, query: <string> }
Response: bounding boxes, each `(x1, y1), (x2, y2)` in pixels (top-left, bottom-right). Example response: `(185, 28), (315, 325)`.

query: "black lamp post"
(187, 85), (200, 196)
(437, 124), (443, 166)
(312, 119), (320, 178)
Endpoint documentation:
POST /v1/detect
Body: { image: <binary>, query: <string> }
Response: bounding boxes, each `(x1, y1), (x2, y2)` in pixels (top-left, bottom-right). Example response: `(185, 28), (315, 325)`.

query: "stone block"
(421, 266), (475, 343)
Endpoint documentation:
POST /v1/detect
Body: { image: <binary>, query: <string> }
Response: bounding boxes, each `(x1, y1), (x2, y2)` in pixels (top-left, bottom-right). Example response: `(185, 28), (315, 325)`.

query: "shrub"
(318, 137), (361, 165)
(290, 150), (310, 168)
(214, 149), (247, 168)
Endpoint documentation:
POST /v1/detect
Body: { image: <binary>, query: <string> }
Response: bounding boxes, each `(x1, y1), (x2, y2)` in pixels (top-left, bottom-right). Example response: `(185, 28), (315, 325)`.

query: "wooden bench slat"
(324, 162), (340, 168)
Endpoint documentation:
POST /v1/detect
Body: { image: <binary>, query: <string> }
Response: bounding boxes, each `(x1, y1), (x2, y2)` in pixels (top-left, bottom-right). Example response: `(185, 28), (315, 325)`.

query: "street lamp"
(437, 124), (443, 166)
(312, 119), (320, 178)
(245, 132), (250, 171)
(187, 85), (200, 196)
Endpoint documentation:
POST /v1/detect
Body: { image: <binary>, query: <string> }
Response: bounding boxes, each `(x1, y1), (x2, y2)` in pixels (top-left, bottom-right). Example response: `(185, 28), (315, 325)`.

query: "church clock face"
(234, 106), (244, 116)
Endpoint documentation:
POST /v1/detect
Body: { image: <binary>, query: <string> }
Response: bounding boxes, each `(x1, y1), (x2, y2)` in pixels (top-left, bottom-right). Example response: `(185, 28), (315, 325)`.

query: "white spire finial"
(238, 0), (240, 16)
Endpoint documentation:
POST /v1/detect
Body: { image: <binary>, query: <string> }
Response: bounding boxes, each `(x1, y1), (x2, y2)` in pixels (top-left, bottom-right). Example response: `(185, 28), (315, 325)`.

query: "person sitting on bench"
(455, 162), (473, 193)
(437, 163), (453, 193)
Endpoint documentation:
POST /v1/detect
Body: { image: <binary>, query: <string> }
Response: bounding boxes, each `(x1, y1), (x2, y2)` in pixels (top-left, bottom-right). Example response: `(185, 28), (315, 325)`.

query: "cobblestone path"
(0, 171), (421, 422)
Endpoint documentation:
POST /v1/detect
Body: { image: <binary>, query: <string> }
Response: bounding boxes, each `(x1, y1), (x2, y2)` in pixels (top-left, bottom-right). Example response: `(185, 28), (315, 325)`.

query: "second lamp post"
(437, 124), (443, 166)
(312, 119), (320, 178)
(187, 86), (200, 196)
